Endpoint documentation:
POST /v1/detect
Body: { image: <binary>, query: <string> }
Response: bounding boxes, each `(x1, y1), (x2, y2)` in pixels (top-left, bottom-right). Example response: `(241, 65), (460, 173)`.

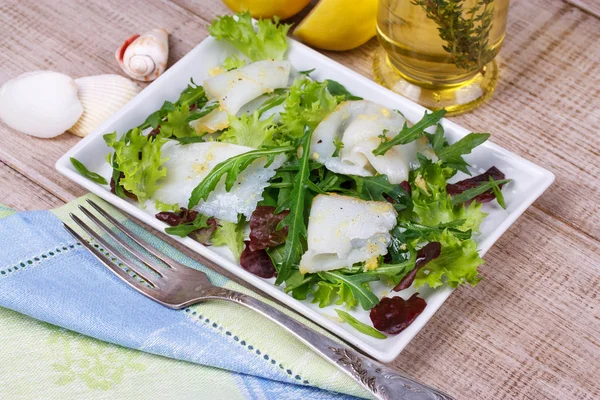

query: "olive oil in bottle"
(373, 0), (510, 115)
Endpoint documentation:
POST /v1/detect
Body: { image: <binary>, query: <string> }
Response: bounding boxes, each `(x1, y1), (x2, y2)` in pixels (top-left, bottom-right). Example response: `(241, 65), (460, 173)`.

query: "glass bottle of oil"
(373, 0), (510, 115)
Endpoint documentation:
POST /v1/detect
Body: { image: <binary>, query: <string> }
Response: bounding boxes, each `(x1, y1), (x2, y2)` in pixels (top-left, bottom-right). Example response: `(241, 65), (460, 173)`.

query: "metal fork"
(63, 199), (453, 400)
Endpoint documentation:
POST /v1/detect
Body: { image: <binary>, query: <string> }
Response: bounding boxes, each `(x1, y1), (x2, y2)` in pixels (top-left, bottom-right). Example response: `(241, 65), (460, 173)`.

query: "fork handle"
(198, 287), (453, 400)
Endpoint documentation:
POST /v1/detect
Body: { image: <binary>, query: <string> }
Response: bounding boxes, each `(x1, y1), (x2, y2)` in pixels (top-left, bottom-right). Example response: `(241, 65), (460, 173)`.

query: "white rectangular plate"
(56, 35), (554, 362)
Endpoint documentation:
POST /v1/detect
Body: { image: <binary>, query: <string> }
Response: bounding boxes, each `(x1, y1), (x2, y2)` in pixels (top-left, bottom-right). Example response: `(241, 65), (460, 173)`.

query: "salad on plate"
(73, 13), (510, 338)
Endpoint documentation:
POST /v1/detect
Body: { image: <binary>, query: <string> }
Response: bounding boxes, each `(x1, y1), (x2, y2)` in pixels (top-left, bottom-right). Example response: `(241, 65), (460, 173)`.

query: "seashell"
(0, 71), (83, 138)
(116, 28), (169, 82)
(69, 74), (140, 137)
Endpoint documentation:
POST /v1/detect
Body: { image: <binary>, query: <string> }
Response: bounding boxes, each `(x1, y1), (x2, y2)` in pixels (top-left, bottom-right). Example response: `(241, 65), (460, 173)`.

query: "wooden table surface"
(1, 0), (599, 398)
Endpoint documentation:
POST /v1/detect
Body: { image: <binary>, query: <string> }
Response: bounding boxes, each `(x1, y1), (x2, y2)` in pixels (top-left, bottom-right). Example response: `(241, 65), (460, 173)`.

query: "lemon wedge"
(293, 0), (377, 51)
(222, 0), (311, 20)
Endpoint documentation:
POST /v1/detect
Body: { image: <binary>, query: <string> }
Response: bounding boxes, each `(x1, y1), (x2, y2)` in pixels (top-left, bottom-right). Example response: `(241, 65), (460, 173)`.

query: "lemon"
(293, 0), (377, 51)
(222, 0), (312, 20)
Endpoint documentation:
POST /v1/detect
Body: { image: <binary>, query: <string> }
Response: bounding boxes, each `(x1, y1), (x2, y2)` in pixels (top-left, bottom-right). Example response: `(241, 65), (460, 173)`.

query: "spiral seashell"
(116, 28), (169, 82)
(69, 74), (140, 137)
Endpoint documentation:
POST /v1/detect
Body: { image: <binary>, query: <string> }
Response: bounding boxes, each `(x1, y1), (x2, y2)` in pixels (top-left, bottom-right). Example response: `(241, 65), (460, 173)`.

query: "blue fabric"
(0, 210), (358, 399)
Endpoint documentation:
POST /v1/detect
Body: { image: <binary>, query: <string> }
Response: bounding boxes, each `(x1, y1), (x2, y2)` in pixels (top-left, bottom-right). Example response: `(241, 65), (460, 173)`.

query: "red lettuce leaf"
(240, 241), (277, 278)
(248, 206), (290, 251)
(393, 242), (441, 291)
(155, 208), (217, 245)
(369, 293), (427, 334)
(156, 208), (198, 226)
(446, 166), (505, 204)
(190, 218), (218, 245)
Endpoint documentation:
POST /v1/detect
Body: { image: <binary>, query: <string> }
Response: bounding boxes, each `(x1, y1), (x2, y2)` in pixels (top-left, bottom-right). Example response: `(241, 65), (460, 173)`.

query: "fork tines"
(64, 198), (186, 290)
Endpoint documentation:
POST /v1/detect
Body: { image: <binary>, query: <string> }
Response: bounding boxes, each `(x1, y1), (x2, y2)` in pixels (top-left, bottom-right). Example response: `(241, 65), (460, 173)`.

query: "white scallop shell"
(0, 71), (82, 138)
(116, 28), (169, 82)
(69, 74), (140, 137)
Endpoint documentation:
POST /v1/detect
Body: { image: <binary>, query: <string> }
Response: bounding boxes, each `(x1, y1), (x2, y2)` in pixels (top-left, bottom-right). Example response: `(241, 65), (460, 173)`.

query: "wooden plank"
(0, 0), (211, 202)
(399, 206), (600, 399)
(0, 162), (64, 210)
(455, 0), (600, 242)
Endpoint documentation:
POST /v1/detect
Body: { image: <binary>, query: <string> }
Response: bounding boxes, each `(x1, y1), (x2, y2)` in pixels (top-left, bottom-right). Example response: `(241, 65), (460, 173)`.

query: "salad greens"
(373, 109), (446, 155)
(434, 132), (490, 174)
(274, 127), (313, 284)
(450, 177), (511, 206)
(219, 112), (277, 148)
(103, 128), (170, 203)
(95, 12), (510, 338)
(211, 219), (246, 262)
(70, 157), (107, 185)
(187, 146), (295, 209)
(165, 213), (212, 237)
(208, 11), (291, 62)
(335, 309), (387, 339)
(280, 78), (340, 138)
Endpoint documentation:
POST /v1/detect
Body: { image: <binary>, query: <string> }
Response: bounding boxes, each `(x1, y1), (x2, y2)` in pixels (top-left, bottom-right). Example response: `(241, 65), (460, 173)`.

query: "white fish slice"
(300, 194), (397, 274)
(311, 100), (428, 184)
(204, 60), (291, 115)
(153, 141), (286, 222)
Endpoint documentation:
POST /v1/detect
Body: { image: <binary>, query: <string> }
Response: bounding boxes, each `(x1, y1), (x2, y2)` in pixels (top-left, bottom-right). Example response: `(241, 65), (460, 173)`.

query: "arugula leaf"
(386, 232), (414, 265)
(325, 79), (362, 101)
(211, 219), (245, 262)
(175, 136), (206, 145)
(143, 81), (207, 130)
(318, 271), (380, 310)
(185, 102), (220, 122)
(104, 128), (169, 203)
(188, 146), (294, 209)
(489, 176), (507, 209)
(176, 80), (207, 107)
(371, 258), (416, 281)
(312, 168), (353, 193)
(282, 270), (316, 300)
(396, 220), (472, 242)
(143, 101), (176, 129)
(165, 213), (212, 237)
(280, 78), (339, 138)
(436, 133), (490, 174)
(450, 178), (511, 206)
(208, 12), (291, 61)
(256, 90), (287, 117)
(222, 55), (247, 71)
(299, 68), (315, 75)
(427, 124), (446, 153)
(373, 109), (446, 156)
(70, 157), (107, 185)
(218, 112), (277, 148)
(274, 171), (294, 208)
(274, 128), (313, 284)
(413, 231), (483, 289)
(335, 309), (386, 339)
(351, 175), (412, 211)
